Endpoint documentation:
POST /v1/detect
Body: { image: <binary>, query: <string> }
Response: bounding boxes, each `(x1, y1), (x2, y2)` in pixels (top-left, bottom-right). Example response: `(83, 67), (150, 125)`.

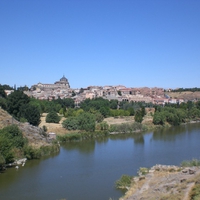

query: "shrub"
(46, 111), (60, 123)
(0, 125), (26, 163)
(115, 175), (133, 190)
(62, 117), (79, 130)
(181, 159), (200, 167)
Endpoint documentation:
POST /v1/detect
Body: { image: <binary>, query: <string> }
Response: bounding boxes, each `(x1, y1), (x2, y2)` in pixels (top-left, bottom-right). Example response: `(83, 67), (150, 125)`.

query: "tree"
(77, 112), (95, 132)
(153, 112), (166, 125)
(128, 107), (135, 116)
(0, 125), (26, 163)
(0, 98), (7, 110)
(99, 106), (110, 117)
(0, 85), (7, 98)
(110, 100), (118, 109)
(46, 111), (60, 123)
(20, 104), (41, 126)
(134, 110), (143, 123)
(6, 90), (30, 119)
(62, 117), (79, 130)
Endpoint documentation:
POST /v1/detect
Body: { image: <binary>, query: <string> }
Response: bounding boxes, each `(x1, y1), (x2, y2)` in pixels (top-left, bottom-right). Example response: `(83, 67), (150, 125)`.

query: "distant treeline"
(167, 87), (200, 92)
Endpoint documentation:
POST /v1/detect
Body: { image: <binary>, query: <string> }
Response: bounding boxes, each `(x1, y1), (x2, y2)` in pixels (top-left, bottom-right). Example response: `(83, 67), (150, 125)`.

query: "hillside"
(166, 91), (200, 101)
(0, 108), (50, 148)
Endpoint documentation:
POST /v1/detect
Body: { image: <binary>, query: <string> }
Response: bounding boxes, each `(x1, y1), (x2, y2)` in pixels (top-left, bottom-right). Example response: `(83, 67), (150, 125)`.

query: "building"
(27, 76), (71, 99)
(31, 75), (70, 91)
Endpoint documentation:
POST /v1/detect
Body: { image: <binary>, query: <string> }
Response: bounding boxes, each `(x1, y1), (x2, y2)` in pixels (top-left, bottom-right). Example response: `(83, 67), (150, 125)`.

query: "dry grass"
(39, 113), (68, 135)
(166, 91), (200, 101)
(104, 116), (135, 125)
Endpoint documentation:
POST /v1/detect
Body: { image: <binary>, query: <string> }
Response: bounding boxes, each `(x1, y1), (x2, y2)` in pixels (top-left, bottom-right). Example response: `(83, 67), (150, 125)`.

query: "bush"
(0, 125), (26, 163)
(115, 175), (133, 190)
(62, 112), (95, 132)
(62, 117), (79, 130)
(181, 159), (200, 167)
(46, 111), (60, 123)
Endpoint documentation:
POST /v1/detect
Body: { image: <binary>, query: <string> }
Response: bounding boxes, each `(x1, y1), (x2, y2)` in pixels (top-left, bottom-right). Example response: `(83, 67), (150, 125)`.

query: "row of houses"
(4, 77), (187, 105)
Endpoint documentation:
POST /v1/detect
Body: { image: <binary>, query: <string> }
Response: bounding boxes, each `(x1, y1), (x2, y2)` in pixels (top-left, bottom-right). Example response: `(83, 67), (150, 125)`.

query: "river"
(0, 123), (200, 200)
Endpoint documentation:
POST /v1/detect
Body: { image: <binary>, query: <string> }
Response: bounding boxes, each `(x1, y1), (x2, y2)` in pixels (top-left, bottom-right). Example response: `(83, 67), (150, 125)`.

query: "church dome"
(60, 75), (68, 82)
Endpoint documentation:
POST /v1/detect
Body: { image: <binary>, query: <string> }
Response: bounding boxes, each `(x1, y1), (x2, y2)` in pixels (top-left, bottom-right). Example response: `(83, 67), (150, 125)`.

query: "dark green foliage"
(80, 97), (110, 112)
(110, 100), (118, 109)
(17, 85), (29, 91)
(0, 85), (7, 98)
(115, 175), (133, 190)
(46, 111), (60, 123)
(152, 105), (194, 126)
(128, 107), (135, 116)
(0, 153), (5, 165)
(76, 112), (96, 132)
(62, 117), (79, 130)
(0, 98), (7, 110)
(0, 125), (26, 163)
(55, 98), (75, 108)
(94, 112), (104, 123)
(171, 87), (200, 92)
(62, 112), (96, 132)
(20, 104), (41, 126)
(134, 107), (146, 123)
(24, 144), (60, 160)
(99, 106), (110, 117)
(0, 84), (13, 90)
(153, 112), (166, 125)
(6, 90), (30, 119)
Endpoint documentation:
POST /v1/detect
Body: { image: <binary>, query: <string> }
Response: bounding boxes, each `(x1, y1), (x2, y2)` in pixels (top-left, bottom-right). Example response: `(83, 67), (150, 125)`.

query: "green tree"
(6, 90), (30, 119)
(0, 98), (7, 110)
(0, 85), (7, 98)
(77, 112), (96, 132)
(110, 100), (118, 109)
(0, 125), (26, 163)
(46, 111), (60, 123)
(20, 104), (41, 126)
(62, 117), (79, 130)
(153, 112), (166, 125)
(128, 107), (135, 116)
(134, 110), (143, 123)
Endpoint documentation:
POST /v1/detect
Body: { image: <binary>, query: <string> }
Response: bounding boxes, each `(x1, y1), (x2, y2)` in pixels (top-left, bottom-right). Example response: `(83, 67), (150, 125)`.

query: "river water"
(0, 123), (200, 200)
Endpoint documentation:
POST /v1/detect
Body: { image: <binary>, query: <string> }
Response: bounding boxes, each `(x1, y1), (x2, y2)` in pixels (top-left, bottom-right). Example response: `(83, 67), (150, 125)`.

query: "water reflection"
(134, 134), (144, 144)
(62, 140), (95, 154)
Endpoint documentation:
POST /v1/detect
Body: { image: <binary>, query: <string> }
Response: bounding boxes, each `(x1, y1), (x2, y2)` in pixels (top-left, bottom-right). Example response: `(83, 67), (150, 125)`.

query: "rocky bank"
(121, 165), (200, 200)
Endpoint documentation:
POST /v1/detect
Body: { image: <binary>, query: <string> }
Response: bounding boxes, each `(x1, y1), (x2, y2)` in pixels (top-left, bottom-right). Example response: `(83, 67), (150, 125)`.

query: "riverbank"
(120, 163), (200, 200)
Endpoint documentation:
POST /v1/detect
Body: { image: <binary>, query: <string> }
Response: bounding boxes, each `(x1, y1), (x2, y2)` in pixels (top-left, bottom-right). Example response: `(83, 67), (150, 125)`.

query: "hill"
(166, 91), (200, 101)
(0, 108), (50, 148)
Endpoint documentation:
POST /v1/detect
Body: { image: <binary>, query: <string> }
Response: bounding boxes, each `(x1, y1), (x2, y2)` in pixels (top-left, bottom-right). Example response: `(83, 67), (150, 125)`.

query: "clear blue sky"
(0, 0), (200, 89)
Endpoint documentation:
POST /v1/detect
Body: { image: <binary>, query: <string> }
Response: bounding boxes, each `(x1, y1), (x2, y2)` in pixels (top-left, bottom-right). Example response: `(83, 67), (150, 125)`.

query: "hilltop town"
(3, 76), (200, 107)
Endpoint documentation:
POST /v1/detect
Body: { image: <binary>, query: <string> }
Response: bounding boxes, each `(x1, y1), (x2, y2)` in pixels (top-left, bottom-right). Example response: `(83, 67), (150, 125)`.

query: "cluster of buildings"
(23, 76), (184, 106)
